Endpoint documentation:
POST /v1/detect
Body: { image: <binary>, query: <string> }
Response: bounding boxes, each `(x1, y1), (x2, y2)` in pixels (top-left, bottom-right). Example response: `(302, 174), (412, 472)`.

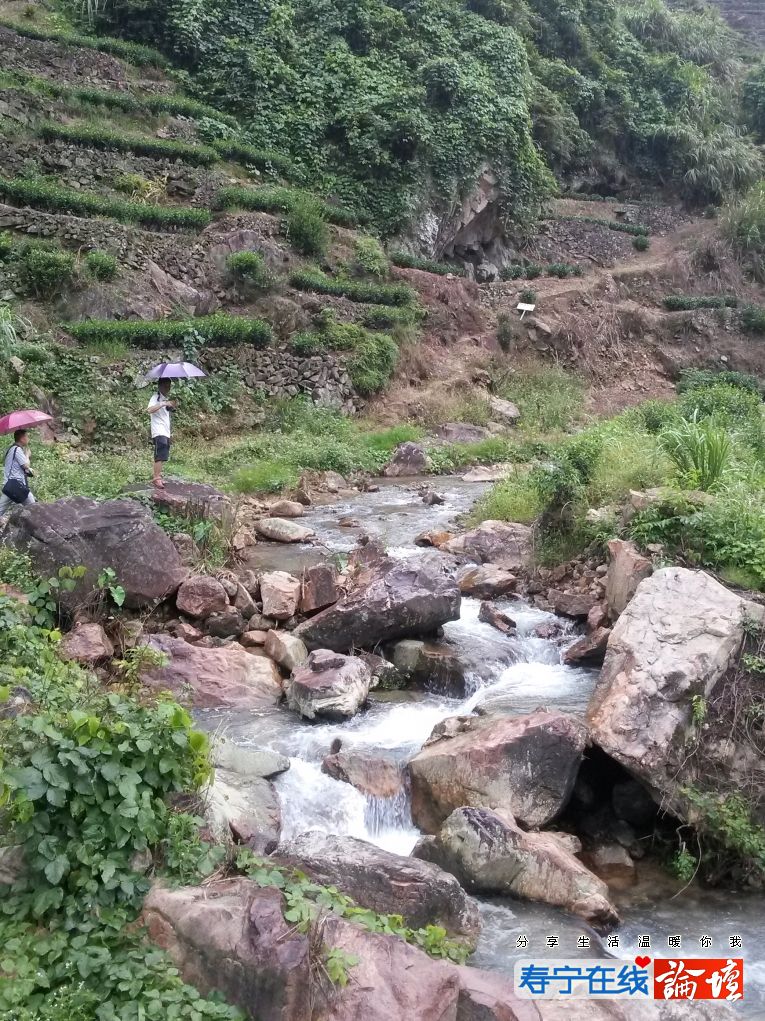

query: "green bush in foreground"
(633, 234), (650, 251)
(0, 177), (211, 231)
(0, 17), (167, 66)
(38, 121), (217, 166)
(353, 235), (389, 278)
(84, 250), (118, 281)
(663, 295), (738, 311)
(390, 251), (464, 276)
(66, 313), (272, 349)
(290, 269), (414, 306)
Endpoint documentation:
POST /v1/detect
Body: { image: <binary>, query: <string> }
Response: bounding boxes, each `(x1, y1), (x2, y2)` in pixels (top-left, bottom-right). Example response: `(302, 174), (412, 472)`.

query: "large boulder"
(206, 769), (281, 853)
(255, 518), (314, 543)
(295, 556), (460, 652)
(260, 571), (301, 620)
(322, 749), (404, 799)
(415, 807), (619, 932)
(276, 832), (481, 945)
(605, 538), (652, 619)
(442, 521), (531, 571)
(58, 622), (114, 664)
(176, 575), (229, 619)
(383, 441), (432, 477)
(587, 567), (761, 798)
(409, 710), (586, 833)
(299, 563), (340, 614)
(457, 564), (517, 599)
(264, 630), (308, 672)
(6, 497), (186, 610)
(286, 649), (372, 719)
(143, 880), (466, 1021)
(141, 635), (282, 709)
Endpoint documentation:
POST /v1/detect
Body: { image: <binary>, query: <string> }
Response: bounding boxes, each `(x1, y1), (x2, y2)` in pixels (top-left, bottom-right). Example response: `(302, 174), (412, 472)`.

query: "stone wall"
(207, 348), (361, 413)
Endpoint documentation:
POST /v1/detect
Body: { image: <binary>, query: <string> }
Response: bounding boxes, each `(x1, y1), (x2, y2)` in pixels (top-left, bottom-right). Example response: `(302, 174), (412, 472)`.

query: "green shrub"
(38, 122), (218, 165)
(390, 251), (464, 276)
(519, 288), (537, 304)
(16, 244), (75, 297)
(0, 17), (167, 65)
(679, 382), (764, 452)
(741, 304), (765, 334)
(66, 314), (272, 349)
(723, 181), (765, 269)
(471, 472), (542, 524)
(359, 304), (425, 329)
(290, 314), (398, 394)
(497, 312), (519, 353)
(84, 250), (118, 281)
(677, 368), (761, 396)
(524, 264), (542, 279)
(500, 264), (524, 280)
(225, 251), (271, 290)
(631, 398), (681, 433)
(286, 194), (330, 256)
(493, 363), (582, 432)
(290, 269), (415, 306)
(216, 185), (356, 226)
(353, 235), (388, 277)
(547, 262), (579, 278)
(660, 414), (733, 491)
(0, 177), (211, 231)
(0, 230), (14, 259)
(663, 294), (738, 311)
(633, 234), (650, 251)
(210, 139), (292, 176)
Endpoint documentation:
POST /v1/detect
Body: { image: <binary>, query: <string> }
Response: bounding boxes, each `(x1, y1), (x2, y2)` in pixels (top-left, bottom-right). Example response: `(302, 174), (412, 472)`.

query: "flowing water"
(203, 478), (765, 1018)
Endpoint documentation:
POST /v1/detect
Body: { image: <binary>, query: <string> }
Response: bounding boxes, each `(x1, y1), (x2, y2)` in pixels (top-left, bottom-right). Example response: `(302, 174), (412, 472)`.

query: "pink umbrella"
(0, 409), (53, 435)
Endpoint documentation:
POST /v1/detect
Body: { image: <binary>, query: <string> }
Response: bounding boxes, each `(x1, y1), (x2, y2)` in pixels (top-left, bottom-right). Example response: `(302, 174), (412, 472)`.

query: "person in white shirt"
(147, 379), (174, 489)
(0, 428), (36, 515)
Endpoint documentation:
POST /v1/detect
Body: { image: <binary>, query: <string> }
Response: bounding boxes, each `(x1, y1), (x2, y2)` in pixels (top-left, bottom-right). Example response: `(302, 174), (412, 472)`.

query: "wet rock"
(588, 567), (762, 800)
(421, 489), (445, 506)
(276, 832), (481, 945)
(478, 602), (516, 635)
(141, 635), (282, 709)
(255, 517), (314, 543)
(206, 769), (281, 852)
(548, 589), (598, 619)
(6, 497), (187, 610)
(442, 521), (532, 570)
(458, 564), (517, 599)
(587, 603), (609, 631)
(269, 500), (304, 518)
(582, 843), (636, 890)
(409, 710), (587, 833)
(489, 396), (520, 425)
(260, 571), (301, 620)
(142, 879), (467, 1021)
(264, 630), (308, 672)
(562, 627), (611, 666)
(240, 629), (268, 648)
(605, 538), (652, 619)
(286, 649), (372, 719)
(59, 622), (114, 664)
(212, 739), (290, 780)
(299, 563), (340, 614)
(295, 556), (460, 652)
(533, 621), (565, 640)
(415, 807), (619, 932)
(382, 441), (432, 477)
(322, 750), (404, 799)
(205, 609), (247, 639)
(415, 529), (454, 548)
(391, 639), (469, 695)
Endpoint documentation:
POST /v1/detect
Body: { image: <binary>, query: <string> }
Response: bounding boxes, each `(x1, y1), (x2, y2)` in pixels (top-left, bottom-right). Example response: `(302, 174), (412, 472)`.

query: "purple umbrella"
(146, 362), (207, 381)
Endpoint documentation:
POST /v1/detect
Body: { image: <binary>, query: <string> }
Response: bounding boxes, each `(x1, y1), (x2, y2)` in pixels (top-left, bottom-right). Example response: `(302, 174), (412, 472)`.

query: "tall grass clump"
(660, 414), (734, 492)
(492, 363), (583, 432)
(285, 195), (329, 257)
(723, 181), (765, 277)
(225, 251), (272, 290)
(390, 251), (465, 276)
(16, 244), (75, 297)
(216, 185), (356, 226)
(353, 236), (388, 278)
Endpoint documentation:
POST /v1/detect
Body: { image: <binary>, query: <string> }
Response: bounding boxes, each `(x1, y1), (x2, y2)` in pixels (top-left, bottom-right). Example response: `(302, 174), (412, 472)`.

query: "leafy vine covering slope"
(92, 0), (761, 231)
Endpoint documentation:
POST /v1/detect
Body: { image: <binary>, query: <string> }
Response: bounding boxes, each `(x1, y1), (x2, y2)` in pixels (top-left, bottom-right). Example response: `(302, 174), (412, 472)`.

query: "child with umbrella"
(146, 362), (205, 489)
(0, 409), (52, 515)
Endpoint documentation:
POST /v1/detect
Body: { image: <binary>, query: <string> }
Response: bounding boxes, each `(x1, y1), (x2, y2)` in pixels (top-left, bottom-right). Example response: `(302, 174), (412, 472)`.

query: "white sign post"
(517, 302), (536, 320)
